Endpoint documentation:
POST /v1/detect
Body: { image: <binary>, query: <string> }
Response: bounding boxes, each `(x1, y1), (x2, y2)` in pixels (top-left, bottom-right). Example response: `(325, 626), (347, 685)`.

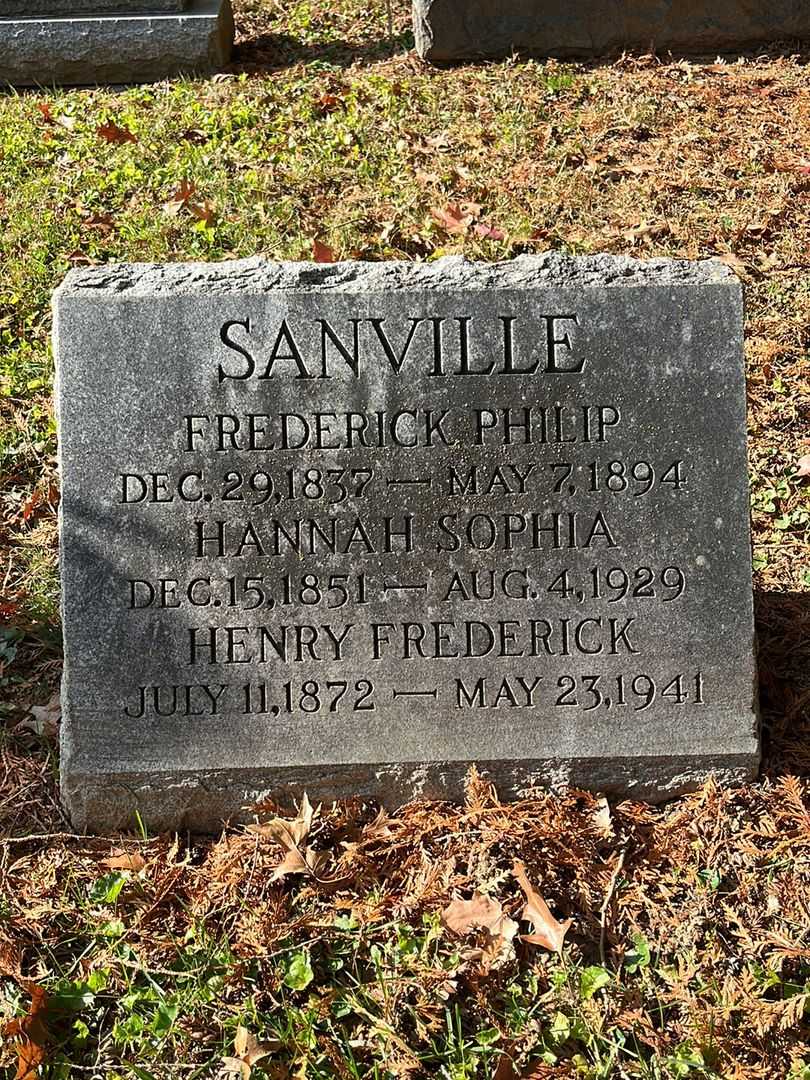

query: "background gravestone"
(0, 1), (185, 13)
(0, 0), (232, 87)
(413, 0), (810, 60)
(55, 255), (760, 833)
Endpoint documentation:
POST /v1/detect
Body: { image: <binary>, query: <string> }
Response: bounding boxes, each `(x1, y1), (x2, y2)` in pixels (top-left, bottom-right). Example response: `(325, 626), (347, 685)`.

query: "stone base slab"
(0, 0), (232, 86)
(413, 0), (810, 61)
(62, 753), (759, 833)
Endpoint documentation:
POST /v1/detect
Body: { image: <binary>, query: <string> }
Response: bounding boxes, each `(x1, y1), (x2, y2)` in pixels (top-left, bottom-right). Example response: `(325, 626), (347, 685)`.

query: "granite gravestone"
(1, 1), (185, 13)
(55, 255), (760, 832)
(0, 0), (232, 87)
(413, 0), (810, 60)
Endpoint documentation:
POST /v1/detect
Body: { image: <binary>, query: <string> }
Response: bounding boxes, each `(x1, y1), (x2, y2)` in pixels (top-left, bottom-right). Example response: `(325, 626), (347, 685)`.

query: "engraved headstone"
(0, 0), (232, 87)
(413, 0), (810, 60)
(55, 256), (760, 832)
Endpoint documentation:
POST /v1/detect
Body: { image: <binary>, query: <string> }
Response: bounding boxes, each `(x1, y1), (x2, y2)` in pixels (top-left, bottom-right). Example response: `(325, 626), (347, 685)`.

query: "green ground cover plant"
(0, 2), (808, 1076)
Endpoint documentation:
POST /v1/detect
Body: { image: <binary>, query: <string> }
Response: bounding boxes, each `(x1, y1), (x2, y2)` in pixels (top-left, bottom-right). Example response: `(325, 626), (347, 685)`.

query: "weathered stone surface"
(0, 1), (184, 14)
(55, 255), (760, 833)
(0, 0), (232, 87)
(413, 0), (810, 60)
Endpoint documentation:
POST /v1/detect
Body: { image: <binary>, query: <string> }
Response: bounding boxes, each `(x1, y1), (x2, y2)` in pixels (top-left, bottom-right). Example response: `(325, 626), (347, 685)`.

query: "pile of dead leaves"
(4, 769), (810, 1077)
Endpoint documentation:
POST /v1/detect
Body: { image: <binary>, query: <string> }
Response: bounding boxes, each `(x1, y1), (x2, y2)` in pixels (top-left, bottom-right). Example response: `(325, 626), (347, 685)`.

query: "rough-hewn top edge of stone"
(54, 254), (737, 300)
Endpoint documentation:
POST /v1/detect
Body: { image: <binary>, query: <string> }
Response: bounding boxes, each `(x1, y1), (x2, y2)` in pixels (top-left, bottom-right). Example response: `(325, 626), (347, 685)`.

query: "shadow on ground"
(757, 589), (810, 777)
(230, 27), (808, 74)
(232, 31), (414, 72)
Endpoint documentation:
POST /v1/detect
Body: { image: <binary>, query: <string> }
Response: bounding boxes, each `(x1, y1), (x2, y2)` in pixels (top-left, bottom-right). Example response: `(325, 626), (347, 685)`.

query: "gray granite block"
(0, 1), (185, 14)
(0, 0), (232, 86)
(55, 255), (760, 833)
(413, 0), (810, 60)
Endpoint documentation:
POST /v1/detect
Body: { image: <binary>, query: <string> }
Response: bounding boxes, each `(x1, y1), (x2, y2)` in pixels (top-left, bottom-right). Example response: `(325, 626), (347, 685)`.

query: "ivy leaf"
(580, 965), (611, 1000)
(624, 933), (651, 973)
(89, 871), (127, 904)
(282, 949), (314, 991)
(151, 1002), (178, 1037)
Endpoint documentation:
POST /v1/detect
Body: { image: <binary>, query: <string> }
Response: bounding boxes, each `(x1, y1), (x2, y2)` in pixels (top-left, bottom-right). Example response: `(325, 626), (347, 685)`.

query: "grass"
(0, 0), (809, 1076)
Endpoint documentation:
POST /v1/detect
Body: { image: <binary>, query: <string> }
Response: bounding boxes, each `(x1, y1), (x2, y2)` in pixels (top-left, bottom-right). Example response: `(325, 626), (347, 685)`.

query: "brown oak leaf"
(102, 851), (147, 873)
(512, 860), (572, 953)
(430, 201), (481, 235)
(474, 221), (506, 241)
(162, 179), (197, 216)
(222, 1025), (281, 1079)
(313, 239), (337, 262)
(96, 120), (137, 144)
(441, 892), (518, 968)
(250, 793), (328, 881)
(3, 985), (49, 1080)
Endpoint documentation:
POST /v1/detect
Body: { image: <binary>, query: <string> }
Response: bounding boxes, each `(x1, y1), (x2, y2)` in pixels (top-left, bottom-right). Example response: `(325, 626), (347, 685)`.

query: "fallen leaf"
(593, 796), (614, 839)
(270, 845), (328, 882)
(774, 158), (810, 175)
(81, 211), (115, 234)
(415, 169), (441, 186)
(362, 806), (392, 840)
(162, 179), (197, 216)
(0, 939), (22, 981)
(36, 102), (54, 124)
(21, 489), (43, 523)
(102, 851), (147, 873)
(716, 252), (747, 278)
(180, 127), (209, 145)
(189, 199), (216, 227)
(314, 91), (343, 114)
(96, 120), (137, 144)
(250, 794), (329, 881)
(253, 792), (314, 847)
(222, 1025), (281, 1079)
(474, 221), (506, 241)
(430, 201), (481, 236)
(512, 860), (572, 953)
(492, 1053), (519, 1080)
(796, 454), (810, 478)
(623, 221), (670, 244)
(16, 692), (61, 740)
(441, 892), (519, 969)
(425, 131), (451, 150)
(3, 985), (49, 1080)
(0, 598), (20, 619)
(442, 893), (500, 935)
(66, 251), (98, 266)
(313, 239), (337, 263)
